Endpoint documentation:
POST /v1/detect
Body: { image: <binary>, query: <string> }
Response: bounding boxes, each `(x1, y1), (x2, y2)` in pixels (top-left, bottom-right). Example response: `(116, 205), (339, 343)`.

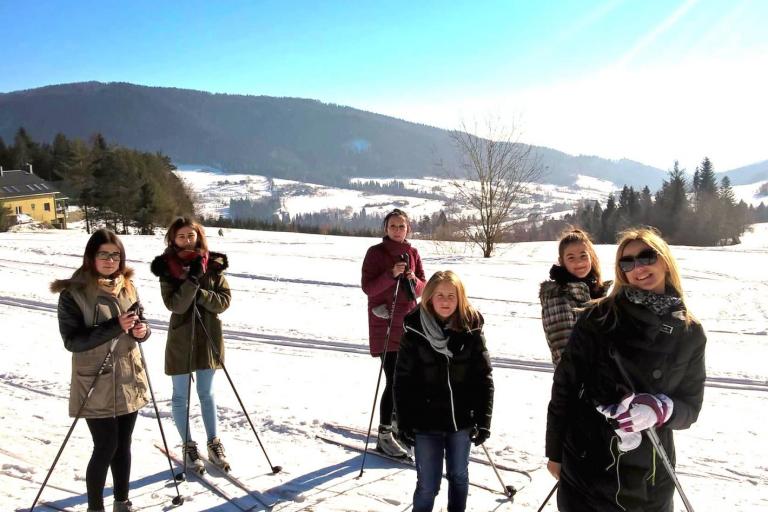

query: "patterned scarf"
(624, 287), (683, 316)
(97, 274), (125, 297)
(419, 308), (453, 358)
(163, 247), (209, 280)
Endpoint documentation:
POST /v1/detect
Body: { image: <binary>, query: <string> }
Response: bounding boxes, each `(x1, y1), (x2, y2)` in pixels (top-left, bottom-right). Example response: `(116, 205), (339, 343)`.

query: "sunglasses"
(95, 251), (122, 261)
(618, 248), (658, 272)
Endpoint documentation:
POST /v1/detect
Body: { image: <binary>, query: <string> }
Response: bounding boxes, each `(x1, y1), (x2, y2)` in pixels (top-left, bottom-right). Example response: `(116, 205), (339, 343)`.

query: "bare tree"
(449, 119), (542, 257)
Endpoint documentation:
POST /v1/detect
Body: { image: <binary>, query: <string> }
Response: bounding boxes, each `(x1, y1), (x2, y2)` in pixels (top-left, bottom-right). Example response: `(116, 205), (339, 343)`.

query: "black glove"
(188, 257), (204, 281)
(399, 429), (416, 448)
(471, 427), (490, 446)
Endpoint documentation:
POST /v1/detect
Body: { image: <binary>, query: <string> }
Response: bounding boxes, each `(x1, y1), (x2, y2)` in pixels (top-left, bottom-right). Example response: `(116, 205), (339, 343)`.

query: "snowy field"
(177, 169), (615, 223)
(1, 224), (767, 511)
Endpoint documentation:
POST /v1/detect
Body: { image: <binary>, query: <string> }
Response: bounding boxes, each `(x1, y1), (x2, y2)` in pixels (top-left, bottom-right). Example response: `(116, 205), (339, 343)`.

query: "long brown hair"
(598, 227), (693, 326)
(557, 227), (603, 287)
(420, 270), (480, 330)
(164, 216), (209, 253)
(81, 228), (127, 278)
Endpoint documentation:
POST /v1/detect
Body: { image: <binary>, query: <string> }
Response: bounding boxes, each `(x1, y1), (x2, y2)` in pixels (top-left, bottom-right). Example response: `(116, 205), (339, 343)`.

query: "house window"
(44, 202), (51, 211)
(31, 203), (36, 210)
(15, 206), (22, 214)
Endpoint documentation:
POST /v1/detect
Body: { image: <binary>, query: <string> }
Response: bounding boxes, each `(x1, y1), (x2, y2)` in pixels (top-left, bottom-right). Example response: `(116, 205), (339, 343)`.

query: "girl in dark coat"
(394, 270), (494, 512)
(361, 208), (426, 457)
(150, 217), (232, 473)
(539, 227), (611, 366)
(51, 229), (150, 512)
(546, 227), (706, 512)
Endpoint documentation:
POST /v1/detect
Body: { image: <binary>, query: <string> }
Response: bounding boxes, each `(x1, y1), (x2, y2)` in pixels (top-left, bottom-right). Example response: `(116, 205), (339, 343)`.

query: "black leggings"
(85, 411), (138, 510)
(379, 352), (398, 426)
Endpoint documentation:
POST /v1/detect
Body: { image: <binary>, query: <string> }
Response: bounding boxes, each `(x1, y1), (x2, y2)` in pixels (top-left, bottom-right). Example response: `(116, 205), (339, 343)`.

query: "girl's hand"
(118, 312), (137, 333)
(405, 270), (416, 281)
(547, 460), (561, 480)
(391, 261), (407, 278)
(131, 322), (148, 339)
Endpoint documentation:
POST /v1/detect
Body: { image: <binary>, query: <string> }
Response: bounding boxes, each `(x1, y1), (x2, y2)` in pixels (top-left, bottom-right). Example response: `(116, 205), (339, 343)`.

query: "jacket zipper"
(445, 355), (458, 431)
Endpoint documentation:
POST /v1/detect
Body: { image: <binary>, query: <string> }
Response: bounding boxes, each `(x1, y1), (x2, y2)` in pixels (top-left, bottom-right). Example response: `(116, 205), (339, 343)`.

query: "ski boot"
(184, 440), (206, 475)
(113, 500), (135, 512)
(207, 436), (231, 472)
(376, 424), (409, 458)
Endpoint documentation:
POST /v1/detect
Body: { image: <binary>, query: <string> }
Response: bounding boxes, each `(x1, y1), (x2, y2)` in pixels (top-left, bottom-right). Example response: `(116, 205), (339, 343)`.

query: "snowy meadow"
(1, 224), (766, 511)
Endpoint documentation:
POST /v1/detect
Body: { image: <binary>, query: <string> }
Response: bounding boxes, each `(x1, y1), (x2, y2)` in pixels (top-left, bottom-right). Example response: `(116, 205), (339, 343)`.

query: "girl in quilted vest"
(51, 229), (150, 512)
(539, 228), (610, 366)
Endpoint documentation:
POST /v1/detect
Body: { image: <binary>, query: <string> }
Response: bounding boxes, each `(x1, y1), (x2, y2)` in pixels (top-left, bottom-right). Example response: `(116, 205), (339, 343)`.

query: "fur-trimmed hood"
(150, 250), (229, 280)
(50, 268), (135, 294)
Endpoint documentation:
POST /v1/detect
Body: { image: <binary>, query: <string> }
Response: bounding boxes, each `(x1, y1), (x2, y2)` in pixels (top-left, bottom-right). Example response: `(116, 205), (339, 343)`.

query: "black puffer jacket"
(546, 290), (706, 512)
(394, 308), (494, 434)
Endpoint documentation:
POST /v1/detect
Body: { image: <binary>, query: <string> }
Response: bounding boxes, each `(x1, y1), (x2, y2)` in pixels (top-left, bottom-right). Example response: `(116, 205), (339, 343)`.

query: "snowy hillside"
(1, 224), (767, 511)
(178, 169), (616, 222)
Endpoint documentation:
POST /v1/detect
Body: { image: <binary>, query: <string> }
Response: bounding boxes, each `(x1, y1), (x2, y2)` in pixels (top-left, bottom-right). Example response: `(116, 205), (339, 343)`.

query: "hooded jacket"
(51, 269), (150, 419)
(361, 237), (426, 355)
(539, 266), (612, 366)
(394, 308), (494, 434)
(545, 290), (706, 511)
(150, 251), (231, 375)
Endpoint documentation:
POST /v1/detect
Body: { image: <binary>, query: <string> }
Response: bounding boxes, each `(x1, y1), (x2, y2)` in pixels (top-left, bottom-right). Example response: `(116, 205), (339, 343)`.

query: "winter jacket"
(539, 271), (612, 366)
(361, 237), (426, 355)
(394, 308), (494, 434)
(545, 290), (706, 512)
(52, 270), (150, 419)
(150, 251), (231, 375)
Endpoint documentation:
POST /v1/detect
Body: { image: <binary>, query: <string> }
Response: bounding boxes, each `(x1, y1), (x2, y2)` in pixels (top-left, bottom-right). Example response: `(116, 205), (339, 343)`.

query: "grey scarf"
(419, 308), (453, 358)
(624, 287), (683, 316)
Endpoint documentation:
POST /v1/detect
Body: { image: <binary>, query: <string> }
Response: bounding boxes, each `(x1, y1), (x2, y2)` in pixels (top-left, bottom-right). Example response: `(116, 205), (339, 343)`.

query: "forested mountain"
(0, 81), (669, 187)
(719, 160), (768, 185)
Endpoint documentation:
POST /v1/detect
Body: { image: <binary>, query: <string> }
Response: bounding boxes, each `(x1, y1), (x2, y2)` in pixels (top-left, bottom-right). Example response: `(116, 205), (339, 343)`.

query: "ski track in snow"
(2, 227), (768, 511)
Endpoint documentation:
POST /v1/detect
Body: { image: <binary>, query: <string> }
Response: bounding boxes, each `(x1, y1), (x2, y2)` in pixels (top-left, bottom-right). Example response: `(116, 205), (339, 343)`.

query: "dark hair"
(382, 208), (411, 235)
(557, 227), (603, 287)
(164, 216), (209, 253)
(81, 228), (126, 278)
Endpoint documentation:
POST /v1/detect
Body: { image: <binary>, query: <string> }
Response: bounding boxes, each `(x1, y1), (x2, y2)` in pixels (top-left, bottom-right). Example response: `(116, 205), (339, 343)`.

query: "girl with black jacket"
(394, 270), (494, 512)
(546, 228), (706, 512)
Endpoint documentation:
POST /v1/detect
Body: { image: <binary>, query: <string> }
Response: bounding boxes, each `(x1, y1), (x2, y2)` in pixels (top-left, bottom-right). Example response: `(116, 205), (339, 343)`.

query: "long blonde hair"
(420, 270), (480, 330)
(599, 227), (694, 325)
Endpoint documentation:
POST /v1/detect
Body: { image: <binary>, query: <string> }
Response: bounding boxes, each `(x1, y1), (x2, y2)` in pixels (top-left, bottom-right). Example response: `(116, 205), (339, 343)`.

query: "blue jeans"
(171, 369), (218, 443)
(412, 429), (472, 512)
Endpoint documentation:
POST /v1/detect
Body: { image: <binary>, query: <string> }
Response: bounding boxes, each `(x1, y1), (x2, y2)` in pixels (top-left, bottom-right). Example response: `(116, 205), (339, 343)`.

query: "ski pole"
(358, 276), (401, 478)
(536, 482), (558, 512)
(610, 347), (696, 512)
(30, 338), (119, 511)
(193, 303), (282, 474)
(178, 297), (197, 482)
(137, 342), (184, 506)
(481, 444), (516, 498)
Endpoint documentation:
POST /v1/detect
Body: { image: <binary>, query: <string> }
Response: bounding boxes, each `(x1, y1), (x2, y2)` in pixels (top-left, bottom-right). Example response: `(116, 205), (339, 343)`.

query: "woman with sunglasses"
(361, 208), (426, 458)
(51, 229), (150, 512)
(539, 228), (611, 367)
(545, 227), (706, 512)
(151, 217), (231, 474)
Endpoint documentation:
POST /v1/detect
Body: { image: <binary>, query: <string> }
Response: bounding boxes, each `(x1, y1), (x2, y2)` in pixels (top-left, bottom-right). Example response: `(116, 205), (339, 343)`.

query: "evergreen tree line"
(0, 128), (194, 234)
(516, 158), (766, 245)
(346, 179), (449, 200)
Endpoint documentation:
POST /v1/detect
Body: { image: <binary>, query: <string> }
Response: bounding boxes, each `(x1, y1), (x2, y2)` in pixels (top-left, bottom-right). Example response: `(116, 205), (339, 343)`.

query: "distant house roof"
(0, 169), (62, 200)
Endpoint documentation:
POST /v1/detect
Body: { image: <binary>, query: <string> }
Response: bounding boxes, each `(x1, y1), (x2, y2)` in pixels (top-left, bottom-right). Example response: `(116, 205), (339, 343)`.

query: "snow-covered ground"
(176, 169), (616, 223)
(733, 180), (768, 207)
(1, 224), (767, 511)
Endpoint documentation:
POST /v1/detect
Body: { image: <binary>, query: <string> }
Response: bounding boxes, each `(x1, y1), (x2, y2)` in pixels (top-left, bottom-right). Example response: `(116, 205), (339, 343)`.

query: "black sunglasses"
(618, 248), (658, 272)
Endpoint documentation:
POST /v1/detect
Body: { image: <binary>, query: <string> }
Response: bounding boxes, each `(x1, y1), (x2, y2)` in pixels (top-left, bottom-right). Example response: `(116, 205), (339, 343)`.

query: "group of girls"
(52, 207), (705, 512)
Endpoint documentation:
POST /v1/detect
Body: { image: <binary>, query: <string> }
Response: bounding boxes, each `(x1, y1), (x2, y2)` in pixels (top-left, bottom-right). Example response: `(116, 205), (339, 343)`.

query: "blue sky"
(1, 0), (766, 171)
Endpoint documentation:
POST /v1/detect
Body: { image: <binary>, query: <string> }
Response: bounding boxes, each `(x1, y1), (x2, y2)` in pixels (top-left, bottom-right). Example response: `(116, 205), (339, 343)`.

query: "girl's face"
(174, 226), (198, 251)
(560, 241), (592, 279)
(621, 240), (667, 294)
(94, 243), (121, 277)
(431, 282), (458, 321)
(386, 215), (408, 243)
